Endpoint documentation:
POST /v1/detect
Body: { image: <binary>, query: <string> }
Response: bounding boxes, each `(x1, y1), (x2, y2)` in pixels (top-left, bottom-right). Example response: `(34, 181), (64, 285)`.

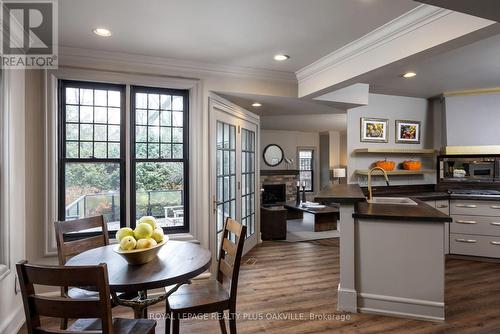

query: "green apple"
(136, 238), (157, 249)
(134, 223), (153, 240)
(138, 216), (157, 230)
(119, 236), (136, 251)
(116, 227), (134, 241)
(152, 227), (164, 243)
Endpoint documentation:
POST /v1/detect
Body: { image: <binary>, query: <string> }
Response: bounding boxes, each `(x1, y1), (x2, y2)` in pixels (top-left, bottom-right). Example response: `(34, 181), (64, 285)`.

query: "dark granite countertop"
(315, 184), (366, 205)
(353, 198), (453, 223)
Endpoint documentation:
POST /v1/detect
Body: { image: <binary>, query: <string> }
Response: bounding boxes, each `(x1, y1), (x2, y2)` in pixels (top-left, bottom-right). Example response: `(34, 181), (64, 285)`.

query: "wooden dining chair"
(16, 261), (157, 334)
(54, 215), (109, 266)
(54, 215), (118, 328)
(166, 217), (247, 334)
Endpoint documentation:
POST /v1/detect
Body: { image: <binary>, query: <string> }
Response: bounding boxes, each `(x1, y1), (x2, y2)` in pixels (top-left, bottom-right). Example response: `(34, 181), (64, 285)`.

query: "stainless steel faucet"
(367, 167), (390, 202)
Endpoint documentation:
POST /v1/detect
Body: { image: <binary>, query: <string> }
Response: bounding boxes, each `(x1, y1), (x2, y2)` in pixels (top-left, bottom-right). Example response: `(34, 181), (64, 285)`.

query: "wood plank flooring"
(19, 238), (500, 333)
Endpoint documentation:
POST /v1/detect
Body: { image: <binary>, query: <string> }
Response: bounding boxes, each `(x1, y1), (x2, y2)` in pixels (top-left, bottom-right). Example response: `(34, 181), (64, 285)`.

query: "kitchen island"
(353, 199), (451, 321)
(315, 184), (452, 321)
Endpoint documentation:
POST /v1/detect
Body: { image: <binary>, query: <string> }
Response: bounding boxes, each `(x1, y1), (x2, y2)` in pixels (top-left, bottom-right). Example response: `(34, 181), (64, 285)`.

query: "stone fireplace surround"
(260, 170), (299, 203)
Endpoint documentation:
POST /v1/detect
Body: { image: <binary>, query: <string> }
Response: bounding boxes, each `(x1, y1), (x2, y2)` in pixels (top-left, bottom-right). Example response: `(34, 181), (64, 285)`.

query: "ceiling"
(417, 0), (500, 22)
(218, 92), (345, 116)
(59, 0), (418, 72)
(363, 30), (500, 98)
(260, 114), (346, 132)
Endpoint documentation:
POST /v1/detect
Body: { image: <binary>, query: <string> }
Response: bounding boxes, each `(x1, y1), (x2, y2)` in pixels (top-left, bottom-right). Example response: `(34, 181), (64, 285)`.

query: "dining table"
(66, 240), (212, 318)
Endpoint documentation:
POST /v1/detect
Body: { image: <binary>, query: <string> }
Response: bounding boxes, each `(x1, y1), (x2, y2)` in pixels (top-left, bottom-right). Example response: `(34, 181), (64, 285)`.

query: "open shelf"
(353, 148), (437, 155)
(355, 169), (435, 176)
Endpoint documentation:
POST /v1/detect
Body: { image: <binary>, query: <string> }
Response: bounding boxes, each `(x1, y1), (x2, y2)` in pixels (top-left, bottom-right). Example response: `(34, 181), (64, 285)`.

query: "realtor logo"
(1, 0), (58, 69)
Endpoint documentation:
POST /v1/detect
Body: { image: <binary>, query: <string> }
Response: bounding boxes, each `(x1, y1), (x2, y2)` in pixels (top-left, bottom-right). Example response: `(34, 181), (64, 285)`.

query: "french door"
(210, 101), (259, 257)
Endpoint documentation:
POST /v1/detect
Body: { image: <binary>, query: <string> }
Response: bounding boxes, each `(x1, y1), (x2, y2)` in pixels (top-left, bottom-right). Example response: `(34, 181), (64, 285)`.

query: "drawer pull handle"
(456, 204), (477, 208)
(456, 220), (477, 224)
(490, 205), (500, 209)
(490, 241), (500, 246)
(491, 222), (500, 226)
(455, 238), (477, 243)
(437, 205), (448, 208)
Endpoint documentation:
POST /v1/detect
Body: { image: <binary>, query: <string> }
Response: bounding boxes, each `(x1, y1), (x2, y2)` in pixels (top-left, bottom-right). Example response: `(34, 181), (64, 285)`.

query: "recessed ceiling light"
(402, 72), (417, 78)
(274, 54), (290, 61)
(252, 102), (262, 107)
(93, 28), (112, 37)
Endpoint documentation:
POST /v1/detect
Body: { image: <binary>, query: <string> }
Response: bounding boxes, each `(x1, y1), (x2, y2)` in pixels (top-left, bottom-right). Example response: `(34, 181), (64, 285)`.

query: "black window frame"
(298, 148), (314, 192)
(130, 85), (190, 234)
(58, 80), (127, 239)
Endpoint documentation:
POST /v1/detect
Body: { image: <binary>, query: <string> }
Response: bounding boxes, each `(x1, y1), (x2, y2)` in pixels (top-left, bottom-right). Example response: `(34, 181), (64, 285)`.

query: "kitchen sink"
(367, 197), (418, 206)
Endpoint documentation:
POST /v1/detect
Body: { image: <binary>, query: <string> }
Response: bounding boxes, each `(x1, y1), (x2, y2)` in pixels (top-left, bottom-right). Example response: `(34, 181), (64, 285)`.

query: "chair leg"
(165, 311), (171, 334)
(218, 311), (227, 334)
(172, 313), (180, 334)
(229, 308), (237, 334)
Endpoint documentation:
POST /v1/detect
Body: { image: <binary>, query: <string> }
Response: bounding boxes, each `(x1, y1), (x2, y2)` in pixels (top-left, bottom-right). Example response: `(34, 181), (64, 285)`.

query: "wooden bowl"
(113, 237), (168, 265)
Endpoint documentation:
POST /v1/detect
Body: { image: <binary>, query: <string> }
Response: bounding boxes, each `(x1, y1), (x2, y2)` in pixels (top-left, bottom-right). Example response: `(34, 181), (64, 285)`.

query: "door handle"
(455, 238), (477, 243)
(213, 196), (223, 214)
(455, 220), (477, 225)
(456, 204), (477, 208)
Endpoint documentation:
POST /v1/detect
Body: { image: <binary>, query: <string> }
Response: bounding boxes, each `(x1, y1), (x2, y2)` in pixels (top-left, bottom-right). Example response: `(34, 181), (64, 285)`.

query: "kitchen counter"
(354, 198), (452, 222)
(315, 184), (366, 204)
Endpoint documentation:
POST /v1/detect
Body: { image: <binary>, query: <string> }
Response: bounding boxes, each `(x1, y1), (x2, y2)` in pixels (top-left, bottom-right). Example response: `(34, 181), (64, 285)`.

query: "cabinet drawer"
(450, 200), (500, 216)
(450, 233), (500, 258)
(435, 200), (450, 215)
(451, 215), (500, 237)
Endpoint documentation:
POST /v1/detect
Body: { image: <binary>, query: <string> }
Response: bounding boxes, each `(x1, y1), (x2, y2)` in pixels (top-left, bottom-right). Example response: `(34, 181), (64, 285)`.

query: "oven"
(465, 162), (494, 179)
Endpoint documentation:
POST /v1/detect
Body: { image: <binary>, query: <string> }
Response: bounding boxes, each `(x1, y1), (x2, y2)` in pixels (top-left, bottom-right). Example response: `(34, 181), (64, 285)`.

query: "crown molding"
(59, 46), (297, 83)
(443, 87), (500, 97)
(295, 5), (451, 84)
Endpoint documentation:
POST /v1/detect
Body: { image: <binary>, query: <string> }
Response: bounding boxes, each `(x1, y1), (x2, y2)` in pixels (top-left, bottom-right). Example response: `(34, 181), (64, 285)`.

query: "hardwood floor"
(19, 238), (500, 333)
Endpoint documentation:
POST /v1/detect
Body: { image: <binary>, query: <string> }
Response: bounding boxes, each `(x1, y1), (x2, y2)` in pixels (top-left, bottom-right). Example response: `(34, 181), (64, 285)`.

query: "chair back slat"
(226, 218), (243, 237)
(222, 238), (237, 257)
(217, 218), (247, 308)
(62, 235), (108, 259)
(32, 297), (102, 318)
(16, 261), (113, 334)
(54, 215), (109, 265)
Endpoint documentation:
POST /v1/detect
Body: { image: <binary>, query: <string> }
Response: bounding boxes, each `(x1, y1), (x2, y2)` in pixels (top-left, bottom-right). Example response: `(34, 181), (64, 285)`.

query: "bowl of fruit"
(114, 216), (168, 265)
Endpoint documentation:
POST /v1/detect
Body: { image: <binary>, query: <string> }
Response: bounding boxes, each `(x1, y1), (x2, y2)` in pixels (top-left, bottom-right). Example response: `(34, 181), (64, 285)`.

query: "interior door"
(210, 104), (259, 258)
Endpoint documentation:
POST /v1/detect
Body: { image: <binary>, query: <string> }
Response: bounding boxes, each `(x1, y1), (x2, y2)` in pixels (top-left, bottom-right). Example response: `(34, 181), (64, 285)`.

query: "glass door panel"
(241, 128), (256, 238)
(215, 121), (236, 257)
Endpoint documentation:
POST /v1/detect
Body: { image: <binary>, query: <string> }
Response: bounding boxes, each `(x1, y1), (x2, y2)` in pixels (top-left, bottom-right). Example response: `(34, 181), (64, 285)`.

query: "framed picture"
(395, 120), (421, 144)
(360, 117), (388, 143)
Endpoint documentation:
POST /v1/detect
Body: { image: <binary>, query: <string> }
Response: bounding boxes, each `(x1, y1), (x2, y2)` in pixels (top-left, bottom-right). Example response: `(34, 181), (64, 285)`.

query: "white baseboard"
(337, 284), (357, 313)
(358, 292), (445, 321)
(0, 305), (25, 334)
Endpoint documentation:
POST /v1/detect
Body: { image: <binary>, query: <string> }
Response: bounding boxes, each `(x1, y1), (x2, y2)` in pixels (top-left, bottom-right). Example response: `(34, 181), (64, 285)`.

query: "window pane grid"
(132, 89), (189, 232)
(299, 149), (314, 192)
(64, 87), (122, 160)
(241, 128), (256, 238)
(60, 82), (125, 233)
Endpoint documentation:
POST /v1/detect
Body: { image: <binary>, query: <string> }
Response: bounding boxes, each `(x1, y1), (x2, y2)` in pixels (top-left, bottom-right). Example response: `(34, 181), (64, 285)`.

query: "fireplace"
(262, 184), (286, 205)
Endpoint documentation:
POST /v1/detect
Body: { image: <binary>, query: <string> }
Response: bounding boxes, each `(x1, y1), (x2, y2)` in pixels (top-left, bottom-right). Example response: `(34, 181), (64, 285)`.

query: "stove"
(449, 189), (500, 198)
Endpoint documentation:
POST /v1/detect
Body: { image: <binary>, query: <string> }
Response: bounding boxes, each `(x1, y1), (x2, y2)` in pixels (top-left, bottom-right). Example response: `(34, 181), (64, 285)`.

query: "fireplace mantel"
(260, 170), (299, 176)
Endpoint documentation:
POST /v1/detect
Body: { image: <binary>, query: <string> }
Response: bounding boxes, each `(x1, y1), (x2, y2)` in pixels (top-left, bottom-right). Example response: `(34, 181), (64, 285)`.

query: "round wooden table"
(66, 240), (211, 318)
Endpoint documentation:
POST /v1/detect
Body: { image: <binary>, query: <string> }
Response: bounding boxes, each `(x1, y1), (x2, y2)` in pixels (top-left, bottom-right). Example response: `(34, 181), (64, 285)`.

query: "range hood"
(442, 146), (500, 155)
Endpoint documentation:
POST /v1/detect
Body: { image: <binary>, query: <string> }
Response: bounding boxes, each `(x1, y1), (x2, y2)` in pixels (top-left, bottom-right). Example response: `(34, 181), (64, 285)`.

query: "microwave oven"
(465, 162), (494, 179)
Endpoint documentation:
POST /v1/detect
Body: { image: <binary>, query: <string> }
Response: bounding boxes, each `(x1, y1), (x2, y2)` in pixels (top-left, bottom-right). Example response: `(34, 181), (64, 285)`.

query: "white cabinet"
(450, 200), (500, 259)
(424, 200), (450, 254)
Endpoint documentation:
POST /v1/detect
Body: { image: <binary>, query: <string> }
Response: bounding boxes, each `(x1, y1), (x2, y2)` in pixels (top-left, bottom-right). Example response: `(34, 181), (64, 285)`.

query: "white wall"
(0, 70), (27, 334)
(347, 94), (436, 186)
(261, 130), (320, 194)
(444, 93), (500, 146)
